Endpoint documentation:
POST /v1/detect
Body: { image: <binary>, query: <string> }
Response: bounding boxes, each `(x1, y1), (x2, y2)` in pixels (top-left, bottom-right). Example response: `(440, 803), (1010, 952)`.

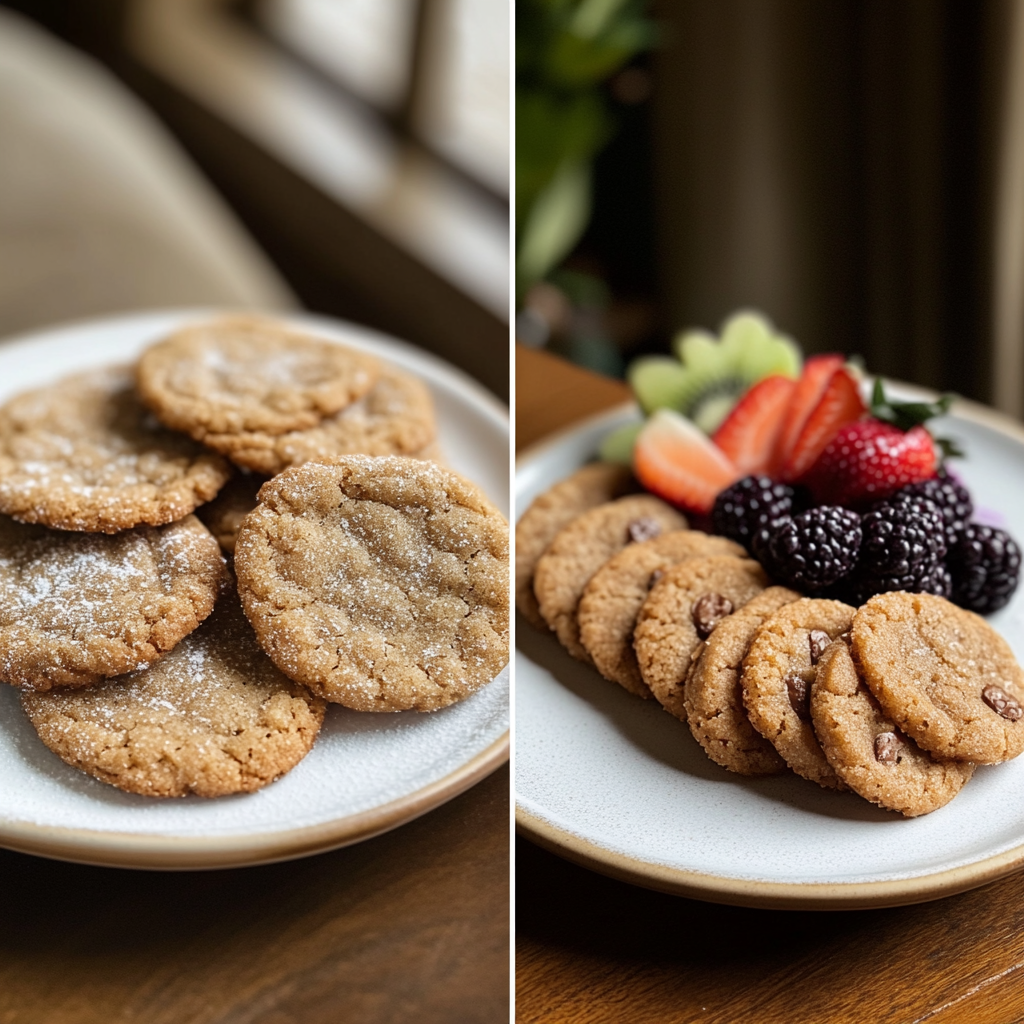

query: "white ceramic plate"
(0, 309), (509, 870)
(515, 392), (1024, 909)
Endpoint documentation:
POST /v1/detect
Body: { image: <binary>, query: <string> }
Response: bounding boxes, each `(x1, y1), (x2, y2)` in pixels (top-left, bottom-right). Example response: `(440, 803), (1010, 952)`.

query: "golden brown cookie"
(196, 471), (267, 555)
(633, 555), (768, 721)
(137, 316), (380, 440)
(851, 591), (1024, 764)
(235, 456), (509, 712)
(202, 364), (437, 475)
(0, 365), (231, 532)
(22, 584), (326, 798)
(741, 598), (855, 790)
(577, 530), (746, 698)
(683, 587), (800, 775)
(515, 463), (640, 630)
(533, 495), (689, 663)
(0, 513), (226, 690)
(812, 638), (974, 816)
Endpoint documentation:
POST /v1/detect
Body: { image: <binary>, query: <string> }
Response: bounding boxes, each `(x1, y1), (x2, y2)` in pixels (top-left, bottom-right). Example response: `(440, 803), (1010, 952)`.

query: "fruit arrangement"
(608, 311), (1022, 614)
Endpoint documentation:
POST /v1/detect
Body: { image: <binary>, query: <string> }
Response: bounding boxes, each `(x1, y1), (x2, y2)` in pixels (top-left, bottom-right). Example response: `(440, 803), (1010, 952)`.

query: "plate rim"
(515, 386), (1024, 910)
(0, 308), (510, 870)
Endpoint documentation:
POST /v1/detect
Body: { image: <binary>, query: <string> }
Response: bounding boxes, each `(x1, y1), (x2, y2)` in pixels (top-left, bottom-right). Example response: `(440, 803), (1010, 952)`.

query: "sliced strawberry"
(769, 354), (846, 476)
(633, 409), (742, 514)
(712, 374), (796, 476)
(779, 368), (866, 482)
(801, 420), (937, 506)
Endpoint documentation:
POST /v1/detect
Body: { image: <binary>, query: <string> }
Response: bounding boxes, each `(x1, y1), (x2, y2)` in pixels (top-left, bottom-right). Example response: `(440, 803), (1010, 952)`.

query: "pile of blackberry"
(711, 473), (1021, 612)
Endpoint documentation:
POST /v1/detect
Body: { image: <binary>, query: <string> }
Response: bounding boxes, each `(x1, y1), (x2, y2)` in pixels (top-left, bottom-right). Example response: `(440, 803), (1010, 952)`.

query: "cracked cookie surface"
(234, 456), (509, 711)
(205, 364), (436, 475)
(22, 584), (325, 797)
(0, 513), (226, 690)
(0, 365), (231, 532)
(137, 316), (379, 439)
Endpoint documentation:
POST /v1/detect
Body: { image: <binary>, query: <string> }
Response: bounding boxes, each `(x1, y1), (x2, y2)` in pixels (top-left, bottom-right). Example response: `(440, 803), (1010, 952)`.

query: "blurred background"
(516, 0), (1024, 417)
(0, 0), (509, 399)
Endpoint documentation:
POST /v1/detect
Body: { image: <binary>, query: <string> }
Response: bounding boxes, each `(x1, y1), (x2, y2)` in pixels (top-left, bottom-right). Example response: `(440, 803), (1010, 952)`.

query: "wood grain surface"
(0, 763), (508, 1024)
(514, 346), (1024, 1024)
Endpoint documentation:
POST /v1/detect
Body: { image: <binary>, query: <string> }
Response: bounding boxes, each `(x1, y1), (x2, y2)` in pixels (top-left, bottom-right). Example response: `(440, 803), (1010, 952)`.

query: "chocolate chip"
(691, 593), (733, 639)
(648, 568), (665, 589)
(808, 630), (831, 665)
(785, 673), (811, 721)
(982, 684), (1024, 721)
(874, 731), (901, 763)
(627, 517), (662, 544)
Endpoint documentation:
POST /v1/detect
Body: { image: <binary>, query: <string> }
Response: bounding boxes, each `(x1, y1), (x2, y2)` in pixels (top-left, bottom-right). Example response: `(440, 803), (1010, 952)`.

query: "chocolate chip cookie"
(137, 316), (380, 440)
(515, 462), (640, 630)
(578, 530), (746, 698)
(812, 637), (975, 816)
(533, 494), (689, 662)
(741, 597), (855, 789)
(0, 365), (231, 532)
(633, 555), (769, 721)
(851, 591), (1024, 764)
(684, 586), (800, 774)
(22, 583), (325, 798)
(235, 456), (508, 712)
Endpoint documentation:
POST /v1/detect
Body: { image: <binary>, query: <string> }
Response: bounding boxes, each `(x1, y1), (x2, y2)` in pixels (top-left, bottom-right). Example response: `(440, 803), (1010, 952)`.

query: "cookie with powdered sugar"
(0, 365), (232, 532)
(23, 582), (325, 798)
(203, 364), (437, 475)
(137, 316), (380, 440)
(0, 514), (227, 690)
(234, 456), (509, 712)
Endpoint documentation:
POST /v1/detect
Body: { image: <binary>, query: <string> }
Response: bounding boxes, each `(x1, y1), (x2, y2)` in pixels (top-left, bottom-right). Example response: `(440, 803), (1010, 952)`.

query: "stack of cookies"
(518, 464), (1024, 817)
(0, 316), (509, 799)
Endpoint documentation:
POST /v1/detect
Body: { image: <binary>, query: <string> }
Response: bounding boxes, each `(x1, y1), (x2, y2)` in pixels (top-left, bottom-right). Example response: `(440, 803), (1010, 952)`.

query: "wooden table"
(0, 766), (508, 1022)
(515, 345), (1024, 1024)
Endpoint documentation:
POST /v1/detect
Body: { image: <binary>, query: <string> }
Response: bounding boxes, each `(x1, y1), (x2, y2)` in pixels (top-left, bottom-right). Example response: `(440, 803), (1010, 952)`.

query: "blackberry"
(895, 475), (972, 548)
(711, 476), (797, 550)
(860, 495), (947, 578)
(843, 560), (953, 605)
(755, 506), (862, 593)
(844, 495), (947, 603)
(948, 524), (1021, 613)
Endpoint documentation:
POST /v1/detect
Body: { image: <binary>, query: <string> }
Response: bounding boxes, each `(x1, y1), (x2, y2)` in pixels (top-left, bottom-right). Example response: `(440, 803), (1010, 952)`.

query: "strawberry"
(778, 367), (866, 482)
(634, 409), (741, 514)
(800, 420), (937, 506)
(769, 353), (846, 476)
(712, 374), (796, 476)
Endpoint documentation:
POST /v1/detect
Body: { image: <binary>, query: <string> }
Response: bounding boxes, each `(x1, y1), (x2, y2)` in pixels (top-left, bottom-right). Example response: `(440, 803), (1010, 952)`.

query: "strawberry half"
(634, 409), (742, 514)
(778, 367), (866, 482)
(800, 420), (937, 506)
(712, 374), (796, 476)
(769, 353), (846, 476)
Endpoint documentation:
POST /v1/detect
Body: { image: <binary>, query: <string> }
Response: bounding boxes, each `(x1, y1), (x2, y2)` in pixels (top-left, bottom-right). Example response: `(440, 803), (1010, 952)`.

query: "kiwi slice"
(630, 311), (801, 433)
(598, 421), (643, 464)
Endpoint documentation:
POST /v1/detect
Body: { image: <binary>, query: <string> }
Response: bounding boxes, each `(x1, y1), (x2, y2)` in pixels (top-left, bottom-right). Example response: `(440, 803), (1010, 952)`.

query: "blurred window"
(261, 0), (509, 197)
(128, 0), (509, 320)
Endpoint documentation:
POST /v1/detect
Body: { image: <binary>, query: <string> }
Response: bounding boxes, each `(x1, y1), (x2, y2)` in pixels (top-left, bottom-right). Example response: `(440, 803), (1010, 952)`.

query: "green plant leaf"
(517, 161), (592, 291)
